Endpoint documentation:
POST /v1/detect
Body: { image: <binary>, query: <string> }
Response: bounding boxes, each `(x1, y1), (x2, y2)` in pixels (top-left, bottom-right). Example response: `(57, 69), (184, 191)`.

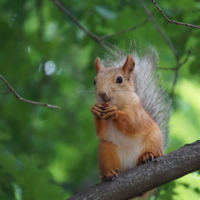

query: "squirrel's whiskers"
(69, 89), (95, 102)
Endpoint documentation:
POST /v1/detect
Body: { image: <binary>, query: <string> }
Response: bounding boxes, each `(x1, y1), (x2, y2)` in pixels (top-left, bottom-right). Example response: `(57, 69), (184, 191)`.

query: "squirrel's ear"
(95, 58), (103, 73)
(122, 55), (135, 75)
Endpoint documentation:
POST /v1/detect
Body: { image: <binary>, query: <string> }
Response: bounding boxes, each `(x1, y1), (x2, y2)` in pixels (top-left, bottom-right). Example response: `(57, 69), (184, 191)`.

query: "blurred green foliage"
(0, 0), (199, 199)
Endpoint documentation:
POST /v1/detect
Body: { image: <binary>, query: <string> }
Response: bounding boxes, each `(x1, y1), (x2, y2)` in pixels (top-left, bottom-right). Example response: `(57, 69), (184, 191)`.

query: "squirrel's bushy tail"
(101, 44), (171, 149)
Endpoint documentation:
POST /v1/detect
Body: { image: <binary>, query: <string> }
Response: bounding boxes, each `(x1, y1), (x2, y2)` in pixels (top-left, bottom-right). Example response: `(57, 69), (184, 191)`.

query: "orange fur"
(94, 116), (109, 137)
(98, 140), (121, 174)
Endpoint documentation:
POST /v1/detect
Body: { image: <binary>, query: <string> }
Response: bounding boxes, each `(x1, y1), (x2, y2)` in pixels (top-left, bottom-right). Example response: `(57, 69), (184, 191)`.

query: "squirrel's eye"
(94, 80), (96, 85)
(116, 76), (123, 84)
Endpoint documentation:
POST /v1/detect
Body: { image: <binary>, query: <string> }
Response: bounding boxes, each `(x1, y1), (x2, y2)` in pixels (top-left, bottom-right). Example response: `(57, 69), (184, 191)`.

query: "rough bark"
(67, 140), (200, 200)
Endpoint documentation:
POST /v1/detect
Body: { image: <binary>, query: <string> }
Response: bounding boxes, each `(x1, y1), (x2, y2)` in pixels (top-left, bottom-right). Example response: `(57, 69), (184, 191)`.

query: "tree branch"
(0, 75), (60, 109)
(67, 140), (200, 200)
(151, 0), (200, 29)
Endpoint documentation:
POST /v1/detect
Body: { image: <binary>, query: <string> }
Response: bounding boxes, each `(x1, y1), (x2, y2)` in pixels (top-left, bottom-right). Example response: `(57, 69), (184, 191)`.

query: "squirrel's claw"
(100, 168), (119, 181)
(138, 152), (156, 165)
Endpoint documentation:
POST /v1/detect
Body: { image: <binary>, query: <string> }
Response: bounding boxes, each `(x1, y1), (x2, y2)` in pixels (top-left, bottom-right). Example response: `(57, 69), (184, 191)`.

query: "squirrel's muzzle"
(97, 90), (111, 102)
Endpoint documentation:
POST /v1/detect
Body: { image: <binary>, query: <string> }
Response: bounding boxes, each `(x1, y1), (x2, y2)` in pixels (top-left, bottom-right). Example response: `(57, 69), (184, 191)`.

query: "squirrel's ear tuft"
(95, 58), (103, 73)
(122, 55), (135, 75)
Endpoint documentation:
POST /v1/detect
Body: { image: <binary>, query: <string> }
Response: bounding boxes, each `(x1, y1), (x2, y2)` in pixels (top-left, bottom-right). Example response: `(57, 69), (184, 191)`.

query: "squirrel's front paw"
(100, 104), (118, 120)
(138, 152), (156, 165)
(100, 168), (119, 181)
(90, 104), (104, 118)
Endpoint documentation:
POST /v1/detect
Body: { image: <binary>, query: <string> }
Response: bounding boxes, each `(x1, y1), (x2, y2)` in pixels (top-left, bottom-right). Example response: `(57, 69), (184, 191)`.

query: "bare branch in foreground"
(151, 0), (200, 29)
(67, 140), (200, 200)
(0, 75), (60, 109)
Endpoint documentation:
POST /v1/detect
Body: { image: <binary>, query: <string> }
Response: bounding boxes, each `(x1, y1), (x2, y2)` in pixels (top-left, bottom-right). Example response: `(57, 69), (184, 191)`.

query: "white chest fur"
(105, 122), (142, 172)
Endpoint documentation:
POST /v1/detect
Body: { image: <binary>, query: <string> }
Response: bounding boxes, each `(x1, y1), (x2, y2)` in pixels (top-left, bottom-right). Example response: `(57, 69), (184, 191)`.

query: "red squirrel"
(90, 48), (170, 196)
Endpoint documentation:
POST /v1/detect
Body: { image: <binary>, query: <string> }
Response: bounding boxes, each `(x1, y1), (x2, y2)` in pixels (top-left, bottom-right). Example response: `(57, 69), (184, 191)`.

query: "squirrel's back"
(100, 45), (171, 149)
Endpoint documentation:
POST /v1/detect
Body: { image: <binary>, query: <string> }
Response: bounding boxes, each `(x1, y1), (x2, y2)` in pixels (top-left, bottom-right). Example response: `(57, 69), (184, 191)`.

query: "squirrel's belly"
(117, 144), (142, 172)
(105, 122), (143, 171)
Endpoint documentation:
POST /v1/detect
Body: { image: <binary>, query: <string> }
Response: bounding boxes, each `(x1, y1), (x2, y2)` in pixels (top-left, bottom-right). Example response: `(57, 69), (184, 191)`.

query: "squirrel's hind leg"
(98, 139), (120, 181)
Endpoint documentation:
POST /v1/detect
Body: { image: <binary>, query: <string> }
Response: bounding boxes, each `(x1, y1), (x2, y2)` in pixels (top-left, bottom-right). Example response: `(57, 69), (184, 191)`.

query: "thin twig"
(151, 0), (200, 29)
(158, 67), (176, 71)
(50, 0), (103, 45)
(138, 0), (179, 61)
(159, 51), (190, 98)
(159, 50), (191, 71)
(0, 75), (60, 109)
(170, 70), (179, 99)
(50, 0), (114, 50)
(100, 19), (149, 39)
(170, 51), (191, 98)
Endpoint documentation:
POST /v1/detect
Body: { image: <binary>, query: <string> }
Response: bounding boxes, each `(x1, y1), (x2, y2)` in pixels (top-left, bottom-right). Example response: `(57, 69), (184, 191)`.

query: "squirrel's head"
(94, 55), (135, 108)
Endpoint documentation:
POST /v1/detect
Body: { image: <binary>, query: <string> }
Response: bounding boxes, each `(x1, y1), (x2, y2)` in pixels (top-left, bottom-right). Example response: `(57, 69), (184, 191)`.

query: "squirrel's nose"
(98, 91), (106, 98)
